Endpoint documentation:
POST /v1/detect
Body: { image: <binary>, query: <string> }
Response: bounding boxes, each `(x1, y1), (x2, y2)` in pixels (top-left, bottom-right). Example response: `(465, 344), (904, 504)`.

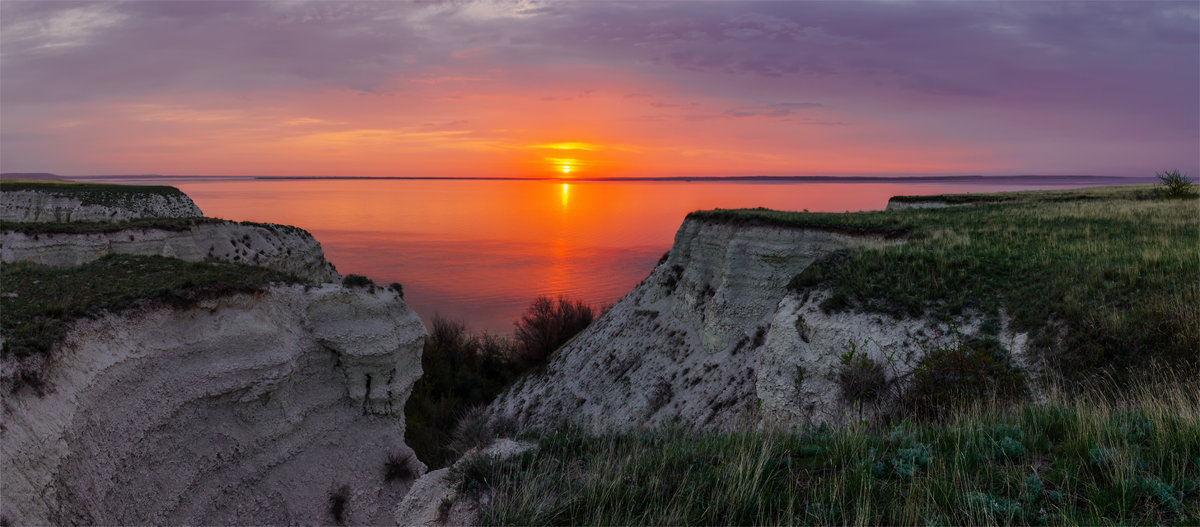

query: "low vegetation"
(0, 255), (303, 392)
(459, 378), (1199, 526)
(696, 184), (1196, 386)
(1156, 169), (1198, 199)
(405, 296), (598, 469)
(0, 178), (194, 213)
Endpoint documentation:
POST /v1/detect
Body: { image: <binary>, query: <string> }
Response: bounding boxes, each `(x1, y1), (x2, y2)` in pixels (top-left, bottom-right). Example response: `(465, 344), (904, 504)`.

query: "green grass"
(1, 255), (303, 374)
(461, 379), (1200, 526)
(694, 185), (1198, 384)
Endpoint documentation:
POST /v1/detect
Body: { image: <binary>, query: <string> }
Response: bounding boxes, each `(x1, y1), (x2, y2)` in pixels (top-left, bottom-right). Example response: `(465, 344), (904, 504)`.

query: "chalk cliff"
(0, 188), (203, 222)
(0, 284), (427, 525)
(491, 215), (1030, 432)
(1, 221), (339, 283)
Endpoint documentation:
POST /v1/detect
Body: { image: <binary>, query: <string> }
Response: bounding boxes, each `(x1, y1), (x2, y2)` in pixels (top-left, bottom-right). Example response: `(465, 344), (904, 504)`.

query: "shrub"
(837, 343), (891, 406)
(902, 338), (1026, 417)
(405, 315), (525, 469)
(341, 274), (374, 288)
(388, 282), (404, 298)
(1156, 169), (1198, 199)
(383, 451), (417, 482)
(512, 295), (596, 366)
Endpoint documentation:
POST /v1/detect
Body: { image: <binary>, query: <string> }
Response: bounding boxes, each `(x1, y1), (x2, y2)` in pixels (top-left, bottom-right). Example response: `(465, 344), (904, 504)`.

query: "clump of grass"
(383, 451), (417, 483)
(717, 184), (1198, 386)
(0, 255), (303, 393)
(388, 282), (404, 298)
(464, 378), (1200, 526)
(1156, 169), (1198, 199)
(341, 274), (374, 288)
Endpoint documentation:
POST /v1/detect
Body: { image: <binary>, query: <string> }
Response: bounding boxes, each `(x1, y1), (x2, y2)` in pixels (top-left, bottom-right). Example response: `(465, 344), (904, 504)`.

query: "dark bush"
(512, 295), (596, 366)
(342, 274), (374, 288)
(902, 338), (1026, 418)
(405, 315), (525, 469)
(1156, 169), (1198, 199)
(388, 282), (404, 298)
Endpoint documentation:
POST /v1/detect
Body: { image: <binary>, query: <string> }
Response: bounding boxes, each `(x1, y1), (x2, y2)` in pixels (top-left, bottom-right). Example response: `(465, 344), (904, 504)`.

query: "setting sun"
(561, 166), (571, 174)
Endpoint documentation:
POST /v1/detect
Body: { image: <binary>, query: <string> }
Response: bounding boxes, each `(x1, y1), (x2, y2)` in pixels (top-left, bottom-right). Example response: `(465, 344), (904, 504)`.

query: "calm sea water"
(86, 176), (1144, 333)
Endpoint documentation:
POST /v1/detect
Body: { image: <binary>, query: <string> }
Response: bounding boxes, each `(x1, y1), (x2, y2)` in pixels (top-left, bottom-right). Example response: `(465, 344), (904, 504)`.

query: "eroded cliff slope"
(1, 284), (426, 525)
(1, 221), (339, 283)
(491, 213), (1033, 432)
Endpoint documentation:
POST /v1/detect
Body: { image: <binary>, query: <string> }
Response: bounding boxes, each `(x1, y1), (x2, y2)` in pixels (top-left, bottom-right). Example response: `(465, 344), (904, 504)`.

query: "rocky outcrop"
(1, 189), (203, 222)
(0, 221), (339, 283)
(0, 284), (427, 525)
(490, 214), (1032, 433)
(489, 217), (897, 431)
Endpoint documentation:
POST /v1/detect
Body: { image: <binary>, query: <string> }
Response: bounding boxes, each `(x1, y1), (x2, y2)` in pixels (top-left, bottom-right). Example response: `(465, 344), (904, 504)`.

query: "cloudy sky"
(1, 0), (1196, 178)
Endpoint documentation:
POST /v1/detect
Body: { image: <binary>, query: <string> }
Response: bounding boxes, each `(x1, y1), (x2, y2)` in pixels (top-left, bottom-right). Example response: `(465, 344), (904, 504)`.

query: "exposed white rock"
(756, 290), (1032, 429)
(1, 189), (203, 222)
(0, 284), (426, 525)
(490, 217), (897, 432)
(1, 221), (339, 283)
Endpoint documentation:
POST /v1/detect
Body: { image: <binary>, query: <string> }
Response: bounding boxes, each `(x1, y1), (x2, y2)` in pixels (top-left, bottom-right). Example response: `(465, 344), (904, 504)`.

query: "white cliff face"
(0, 284), (426, 526)
(489, 217), (896, 432)
(1, 189), (203, 222)
(755, 291), (1031, 429)
(1, 221), (339, 283)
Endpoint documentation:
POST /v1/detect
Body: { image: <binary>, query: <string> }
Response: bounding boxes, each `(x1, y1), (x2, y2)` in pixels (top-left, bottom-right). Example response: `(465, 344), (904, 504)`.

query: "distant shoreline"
(1, 173), (1155, 185)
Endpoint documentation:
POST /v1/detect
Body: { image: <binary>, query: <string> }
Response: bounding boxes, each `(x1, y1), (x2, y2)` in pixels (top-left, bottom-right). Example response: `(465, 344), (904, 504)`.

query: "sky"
(1, 0), (1197, 178)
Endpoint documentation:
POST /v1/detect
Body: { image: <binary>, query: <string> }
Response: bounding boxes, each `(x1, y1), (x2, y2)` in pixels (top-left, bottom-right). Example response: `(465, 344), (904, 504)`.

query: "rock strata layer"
(1, 189), (203, 222)
(0, 284), (426, 526)
(490, 217), (896, 431)
(1, 221), (339, 283)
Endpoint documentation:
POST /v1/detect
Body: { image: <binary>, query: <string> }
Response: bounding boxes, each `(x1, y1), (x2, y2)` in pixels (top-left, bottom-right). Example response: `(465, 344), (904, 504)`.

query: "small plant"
(342, 274), (374, 288)
(388, 282), (404, 298)
(384, 451), (417, 482)
(328, 484), (350, 525)
(837, 341), (891, 406)
(1156, 169), (1198, 199)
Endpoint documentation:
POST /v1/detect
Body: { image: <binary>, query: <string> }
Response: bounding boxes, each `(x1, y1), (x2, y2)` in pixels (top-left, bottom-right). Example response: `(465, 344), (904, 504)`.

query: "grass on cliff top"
(0, 255), (303, 363)
(0, 178), (187, 199)
(693, 184), (1199, 384)
(459, 379), (1200, 526)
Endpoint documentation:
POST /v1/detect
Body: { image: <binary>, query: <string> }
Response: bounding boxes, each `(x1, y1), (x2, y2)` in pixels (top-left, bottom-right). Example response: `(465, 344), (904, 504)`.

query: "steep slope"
(490, 217), (898, 431)
(1, 284), (426, 525)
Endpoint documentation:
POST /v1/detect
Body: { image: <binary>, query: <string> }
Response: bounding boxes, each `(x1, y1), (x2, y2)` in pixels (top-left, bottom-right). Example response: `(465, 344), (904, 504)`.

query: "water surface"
(86, 176), (1143, 332)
